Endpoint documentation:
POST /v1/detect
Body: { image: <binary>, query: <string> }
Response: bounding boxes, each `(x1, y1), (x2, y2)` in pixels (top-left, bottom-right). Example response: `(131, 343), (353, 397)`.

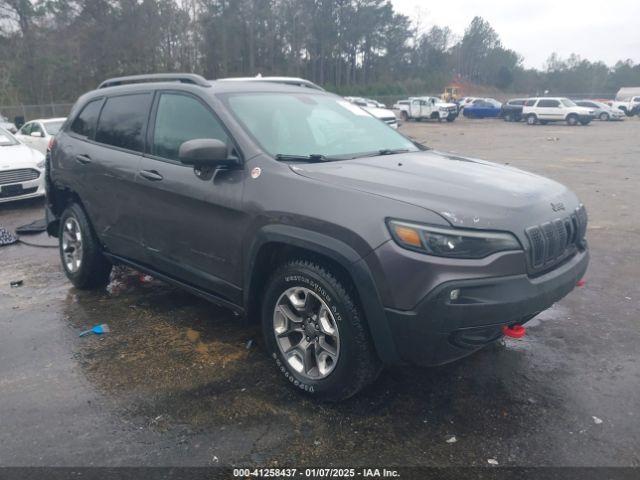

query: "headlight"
(387, 220), (522, 259)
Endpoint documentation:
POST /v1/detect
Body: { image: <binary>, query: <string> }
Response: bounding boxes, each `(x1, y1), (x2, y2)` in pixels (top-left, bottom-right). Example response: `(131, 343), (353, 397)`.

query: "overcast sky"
(389, 0), (640, 69)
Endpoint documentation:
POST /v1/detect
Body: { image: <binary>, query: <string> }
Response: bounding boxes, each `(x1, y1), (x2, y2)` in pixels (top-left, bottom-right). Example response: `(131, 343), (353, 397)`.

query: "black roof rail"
(98, 73), (210, 89)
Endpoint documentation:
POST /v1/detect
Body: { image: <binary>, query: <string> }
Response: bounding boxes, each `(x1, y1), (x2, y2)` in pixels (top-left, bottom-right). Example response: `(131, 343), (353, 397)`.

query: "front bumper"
(382, 248), (589, 366)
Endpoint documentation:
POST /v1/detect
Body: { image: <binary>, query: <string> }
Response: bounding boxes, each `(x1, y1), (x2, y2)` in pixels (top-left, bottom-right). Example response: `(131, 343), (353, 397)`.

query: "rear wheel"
(59, 203), (112, 289)
(566, 114), (579, 126)
(599, 112), (609, 121)
(262, 259), (380, 401)
(504, 113), (513, 122)
(526, 114), (537, 125)
(580, 119), (591, 126)
(401, 111), (409, 122)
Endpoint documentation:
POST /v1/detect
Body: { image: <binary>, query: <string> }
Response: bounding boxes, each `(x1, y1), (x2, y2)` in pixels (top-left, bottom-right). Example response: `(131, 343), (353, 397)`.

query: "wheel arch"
(245, 225), (400, 364)
(46, 186), (86, 237)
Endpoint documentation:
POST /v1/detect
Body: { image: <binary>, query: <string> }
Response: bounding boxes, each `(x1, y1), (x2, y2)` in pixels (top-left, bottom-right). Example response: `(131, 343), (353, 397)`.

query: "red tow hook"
(576, 278), (586, 287)
(502, 324), (526, 339)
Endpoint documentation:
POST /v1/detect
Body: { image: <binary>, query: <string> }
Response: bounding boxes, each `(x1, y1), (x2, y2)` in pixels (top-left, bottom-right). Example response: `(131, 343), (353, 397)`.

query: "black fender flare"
(245, 224), (401, 364)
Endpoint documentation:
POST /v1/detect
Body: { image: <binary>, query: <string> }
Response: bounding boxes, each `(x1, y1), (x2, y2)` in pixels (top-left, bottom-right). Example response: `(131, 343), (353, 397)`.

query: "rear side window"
(509, 100), (524, 106)
(525, 99), (536, 106)
(538, 99), (560, 108)
(70, 99), (103, 139)
(152, 93), (229, 161)
(19, 123), (33, 135)
(95, 94), (152, 152)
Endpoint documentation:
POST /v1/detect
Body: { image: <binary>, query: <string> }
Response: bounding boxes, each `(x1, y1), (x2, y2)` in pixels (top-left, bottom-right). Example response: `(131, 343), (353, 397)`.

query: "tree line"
(1, 0), (639, 105)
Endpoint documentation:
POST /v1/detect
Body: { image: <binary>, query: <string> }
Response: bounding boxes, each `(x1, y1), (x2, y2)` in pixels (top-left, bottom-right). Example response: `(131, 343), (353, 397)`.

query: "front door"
(135, 91), (247, 304)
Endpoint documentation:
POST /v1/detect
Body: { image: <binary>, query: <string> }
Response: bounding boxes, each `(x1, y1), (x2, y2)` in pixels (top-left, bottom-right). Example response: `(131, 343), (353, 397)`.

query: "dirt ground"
(1, 116), (639, 468)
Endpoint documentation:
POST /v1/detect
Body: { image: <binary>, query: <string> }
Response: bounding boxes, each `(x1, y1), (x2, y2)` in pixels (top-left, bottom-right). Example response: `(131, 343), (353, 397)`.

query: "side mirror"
(178, 139), (235, 168)
(31, 131), (44, 138)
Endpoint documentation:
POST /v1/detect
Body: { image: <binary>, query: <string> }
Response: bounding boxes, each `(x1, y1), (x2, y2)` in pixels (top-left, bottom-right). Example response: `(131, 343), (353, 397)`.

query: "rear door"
(80, 92), (153, 260)
(134, 91), (246, 304)
(537, 99), (563, 120)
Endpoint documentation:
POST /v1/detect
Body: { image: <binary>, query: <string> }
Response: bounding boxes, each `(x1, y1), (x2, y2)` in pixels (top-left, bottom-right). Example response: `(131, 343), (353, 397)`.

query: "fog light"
(450, 289), (460, 301)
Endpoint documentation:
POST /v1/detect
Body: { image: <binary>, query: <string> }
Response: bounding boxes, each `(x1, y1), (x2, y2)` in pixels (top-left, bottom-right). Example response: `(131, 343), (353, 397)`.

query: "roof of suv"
(91, 73), (327, 98)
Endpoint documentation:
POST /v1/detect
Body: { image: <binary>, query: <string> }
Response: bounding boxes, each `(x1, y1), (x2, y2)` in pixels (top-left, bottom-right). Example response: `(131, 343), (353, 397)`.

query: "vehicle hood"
(0, 143), (44, 169)
(289, 150), (579, 234)
(364, 107), (396, 119)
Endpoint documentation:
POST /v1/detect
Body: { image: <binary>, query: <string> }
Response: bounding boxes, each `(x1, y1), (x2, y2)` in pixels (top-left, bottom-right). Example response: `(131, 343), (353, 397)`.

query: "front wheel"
(262, 259), (381, 401)
(504, 113), (512, 122)
(599, 112), (609, 121)
(566, 114), (579, 126)
(401, 111), (409, 122)
(59, 203), (112, 289)
(526, 114), (537, 125)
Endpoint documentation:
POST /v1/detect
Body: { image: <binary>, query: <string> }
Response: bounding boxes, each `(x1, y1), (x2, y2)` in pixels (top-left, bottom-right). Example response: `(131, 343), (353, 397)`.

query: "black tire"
(579, 119), (591, 126)
(59, 203), (112, 289)
(526, 114), (537, 125)
(504, 113), (512, 122)
(400, 111), (409, 122)
(599, 112), (609, 121)
(566, 114), (578, 126)
(446, 116), (455, 122)
(262, 259), (381, 401)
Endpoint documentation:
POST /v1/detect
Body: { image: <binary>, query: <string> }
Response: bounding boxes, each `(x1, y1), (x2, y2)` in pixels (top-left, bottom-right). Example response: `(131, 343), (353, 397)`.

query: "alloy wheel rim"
(61, 217), (83, 273)
(273, 286), (340, 380)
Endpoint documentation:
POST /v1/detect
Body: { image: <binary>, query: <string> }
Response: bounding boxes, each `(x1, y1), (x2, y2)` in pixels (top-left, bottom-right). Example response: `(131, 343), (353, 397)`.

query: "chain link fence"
(0, 103), (74, 127)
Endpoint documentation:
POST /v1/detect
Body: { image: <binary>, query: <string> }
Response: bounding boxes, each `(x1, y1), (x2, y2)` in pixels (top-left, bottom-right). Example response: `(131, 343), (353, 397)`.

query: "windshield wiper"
(349, 148), (411, 159)
(275, 153), (331, 163)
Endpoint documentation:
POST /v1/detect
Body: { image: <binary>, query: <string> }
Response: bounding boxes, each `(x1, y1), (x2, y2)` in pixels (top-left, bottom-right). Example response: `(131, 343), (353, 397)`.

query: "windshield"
(43, 120), (64, 135)
(0, 127), (19, 146)
(561, 98), (577, 107)
(225, 93), (418, 159)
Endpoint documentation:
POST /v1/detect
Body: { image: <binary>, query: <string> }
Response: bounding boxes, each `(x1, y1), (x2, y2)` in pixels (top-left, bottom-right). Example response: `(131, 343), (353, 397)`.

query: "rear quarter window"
(95, 93), (153, 152)
(70, 99), (104, 139)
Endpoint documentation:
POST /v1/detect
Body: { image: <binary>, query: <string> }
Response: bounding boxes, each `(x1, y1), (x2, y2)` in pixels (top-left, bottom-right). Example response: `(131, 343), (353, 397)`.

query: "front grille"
(525, 205), (587, 271)
(0, 168), (40, 185)
(0, 186), (38, 198)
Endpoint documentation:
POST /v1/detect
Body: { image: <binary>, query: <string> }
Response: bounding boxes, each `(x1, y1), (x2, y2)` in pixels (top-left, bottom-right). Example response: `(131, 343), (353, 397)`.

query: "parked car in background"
(612, 87), (640, 116)
(15, 118), (66, 154)
(0, 114), (17, 133)
(575, 100), (624, 121)
(501, 98), (527, 122)
(610, 96), (640, 116)
(402, 96), (458, 122)
(345, 97), (398, 128)
(522, 97), (595, 126)
(462, 98), (502, 118)
(0, 126), (45, 204)
(456, 97), (479, 111)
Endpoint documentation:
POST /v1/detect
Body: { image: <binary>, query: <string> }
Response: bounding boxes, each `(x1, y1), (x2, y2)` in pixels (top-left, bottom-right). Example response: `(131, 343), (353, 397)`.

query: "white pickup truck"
(398, 97), (459, 122)
(610, 96), (640, 116)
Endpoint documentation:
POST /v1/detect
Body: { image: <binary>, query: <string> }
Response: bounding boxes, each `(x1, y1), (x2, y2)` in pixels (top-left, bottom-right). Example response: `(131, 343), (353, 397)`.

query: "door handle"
(75, 154), (92, 165)
(140, 170), (164, 181)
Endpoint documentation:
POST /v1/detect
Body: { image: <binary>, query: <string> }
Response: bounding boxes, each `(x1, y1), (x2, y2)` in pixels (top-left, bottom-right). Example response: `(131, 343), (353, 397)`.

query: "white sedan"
(0, 127), (45, 204)
(15, 117), (65, 154)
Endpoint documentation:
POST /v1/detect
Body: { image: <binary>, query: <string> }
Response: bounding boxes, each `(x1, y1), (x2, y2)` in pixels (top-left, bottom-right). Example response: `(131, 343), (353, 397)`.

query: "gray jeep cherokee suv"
(46, 74), (589, 400)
